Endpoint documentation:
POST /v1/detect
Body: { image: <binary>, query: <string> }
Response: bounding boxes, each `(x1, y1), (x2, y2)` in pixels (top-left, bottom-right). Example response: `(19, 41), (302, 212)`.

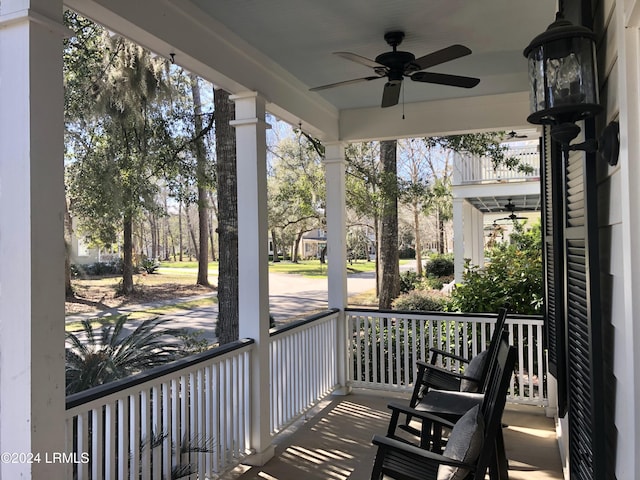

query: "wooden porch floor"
(223, 390), (564, 480)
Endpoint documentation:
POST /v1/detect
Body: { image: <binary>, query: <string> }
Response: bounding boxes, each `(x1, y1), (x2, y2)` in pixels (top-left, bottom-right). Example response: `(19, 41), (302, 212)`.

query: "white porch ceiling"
(65, 0), (557, 141)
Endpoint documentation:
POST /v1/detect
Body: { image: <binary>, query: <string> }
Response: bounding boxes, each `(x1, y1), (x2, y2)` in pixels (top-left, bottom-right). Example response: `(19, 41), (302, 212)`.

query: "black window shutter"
(541, 126), (567, 417)
(561, 135), (607, 480)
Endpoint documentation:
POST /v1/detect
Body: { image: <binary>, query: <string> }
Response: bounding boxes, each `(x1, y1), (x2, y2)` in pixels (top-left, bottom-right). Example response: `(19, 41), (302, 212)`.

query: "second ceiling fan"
(310, 31), (480, 108)
(498, 199), (527, 223)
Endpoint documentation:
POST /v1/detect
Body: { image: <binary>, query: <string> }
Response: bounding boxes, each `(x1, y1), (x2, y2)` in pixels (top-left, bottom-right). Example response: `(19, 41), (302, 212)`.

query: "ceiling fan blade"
(412, 44), (472, 70)
(411, 71), (480, 88)
(381, 81), (401, 108)
(310, 76), (382, 92)
(334, 51), (386, 69)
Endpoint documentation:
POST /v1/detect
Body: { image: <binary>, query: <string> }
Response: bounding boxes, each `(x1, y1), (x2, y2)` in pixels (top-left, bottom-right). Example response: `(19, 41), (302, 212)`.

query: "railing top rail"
(270, 308), (339, 337)
(66, 338), (255, 410)
(345, 308), (543, 324)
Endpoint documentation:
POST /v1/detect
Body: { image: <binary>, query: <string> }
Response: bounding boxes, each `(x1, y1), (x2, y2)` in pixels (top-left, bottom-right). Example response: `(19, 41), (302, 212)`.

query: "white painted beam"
(339, 92), (532, 142)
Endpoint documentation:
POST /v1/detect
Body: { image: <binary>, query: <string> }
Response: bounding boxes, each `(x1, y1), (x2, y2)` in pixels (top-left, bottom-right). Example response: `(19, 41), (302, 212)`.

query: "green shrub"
(449, 222), (543, 314)
(398, 246), (416, 259)
(425, 254), (455, 277)
(420, 275), (453, 290)
(140, 257), (160, 274)
(399, 270), (421, 294)
(392, 290), (445, 312)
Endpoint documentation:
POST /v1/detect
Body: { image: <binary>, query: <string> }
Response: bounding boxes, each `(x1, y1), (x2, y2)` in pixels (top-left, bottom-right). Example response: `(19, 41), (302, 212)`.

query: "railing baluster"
(77, 411), (89, 480)
(162, 382), (172, 479)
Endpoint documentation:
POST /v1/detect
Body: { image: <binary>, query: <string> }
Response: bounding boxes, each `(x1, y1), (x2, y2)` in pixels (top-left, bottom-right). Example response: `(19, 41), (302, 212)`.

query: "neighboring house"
(3, 0), (640, 478)
(451, 137), (542, 282)
(300, 228), (326, 260)
(68, 217), (106, 265)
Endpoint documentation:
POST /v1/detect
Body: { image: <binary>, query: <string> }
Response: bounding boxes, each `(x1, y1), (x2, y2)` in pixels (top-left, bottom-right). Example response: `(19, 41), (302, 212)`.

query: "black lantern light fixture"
(523, 10), (619, 165)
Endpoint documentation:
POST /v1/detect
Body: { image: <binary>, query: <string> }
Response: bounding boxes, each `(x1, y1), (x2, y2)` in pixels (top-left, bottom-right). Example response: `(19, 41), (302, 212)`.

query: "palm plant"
(65, 316), (181, 394)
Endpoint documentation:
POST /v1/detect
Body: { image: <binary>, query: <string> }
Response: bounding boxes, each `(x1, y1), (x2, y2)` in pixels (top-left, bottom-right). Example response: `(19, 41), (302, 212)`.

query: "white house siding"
(595, 0), (640, 477)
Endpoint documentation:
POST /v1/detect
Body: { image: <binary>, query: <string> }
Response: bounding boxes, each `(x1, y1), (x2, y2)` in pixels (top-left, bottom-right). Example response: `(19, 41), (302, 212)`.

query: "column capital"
(229, 90), (269, 125)
(229, 90), (266, 102)
(0, 5), (69, 37)
(323, 141), (346, 165)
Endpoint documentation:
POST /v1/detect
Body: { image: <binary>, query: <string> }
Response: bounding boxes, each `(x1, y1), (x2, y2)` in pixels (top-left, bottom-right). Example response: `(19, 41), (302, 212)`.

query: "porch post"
(0, 1), (66, 477)
(453, 197), (465, 283)
(229, 91), (275, 464)
(324, 142), (351, 395)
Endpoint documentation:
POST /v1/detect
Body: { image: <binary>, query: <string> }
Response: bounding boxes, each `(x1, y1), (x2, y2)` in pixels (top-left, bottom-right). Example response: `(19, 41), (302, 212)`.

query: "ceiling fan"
(497, 199), (527, 222)
(310, 31), (480, 108)
(506, 130), (527, 139)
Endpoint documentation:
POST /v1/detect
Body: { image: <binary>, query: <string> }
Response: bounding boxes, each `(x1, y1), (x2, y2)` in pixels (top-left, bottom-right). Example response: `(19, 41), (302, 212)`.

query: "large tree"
(267, 131), (325, 262)
(397, 139), (432, 276)
(345, 142), (382, 293)
(214, 88), (239, 345)
(189, 74), (213, 286)
(65, 22), (175, 295)
(378, 140), (400, 309)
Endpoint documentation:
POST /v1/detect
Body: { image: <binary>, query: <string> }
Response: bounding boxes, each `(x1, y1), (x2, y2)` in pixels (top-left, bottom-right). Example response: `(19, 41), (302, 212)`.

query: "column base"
(243, 445), (276, 466)
(332, 385), (353, 396)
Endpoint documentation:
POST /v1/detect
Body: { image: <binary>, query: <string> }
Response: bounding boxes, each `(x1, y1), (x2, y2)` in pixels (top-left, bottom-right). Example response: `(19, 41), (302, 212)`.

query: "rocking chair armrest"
(387, 401), (457, 430)
(428, 348), (471, 364)
(372, 434), (475, 471)
(417, 363), (480, 383)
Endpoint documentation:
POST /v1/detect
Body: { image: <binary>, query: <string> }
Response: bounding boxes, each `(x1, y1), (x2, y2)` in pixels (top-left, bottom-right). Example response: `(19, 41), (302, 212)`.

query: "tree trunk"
(208, 211), (216, 262)
(122, 214), (135, 295)
(379, 140), (400, 309)
(149, 213), (157, 259)
(438, 208), (445, 254)
(271, 230), (280, 262)
(190, 74), (210, 286)
(164, 196), (171, 260)
(178, 199), (183, 262)
(64, 200), (74, 296)
(413, 201), (423, 276)
(185, 204), (199, 260)
(208, 191), (218, 262)
(374, 214), (380, 296)
(292, 230), (304, 263)
(215, 87), (239, 344)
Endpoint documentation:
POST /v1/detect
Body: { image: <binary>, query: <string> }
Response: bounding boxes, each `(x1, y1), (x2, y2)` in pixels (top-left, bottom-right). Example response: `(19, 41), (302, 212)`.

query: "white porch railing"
(346, 309), (547, 406)
(65, 339), (254, 480)
(64, 308), (547, 478)
(269, 309), (340, 434)
(455, 145), (540, 184)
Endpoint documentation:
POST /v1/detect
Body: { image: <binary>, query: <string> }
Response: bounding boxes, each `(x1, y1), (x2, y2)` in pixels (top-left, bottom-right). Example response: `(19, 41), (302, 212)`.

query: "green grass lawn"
(157, 258), (411, 278)
(158, 261), (219, 269)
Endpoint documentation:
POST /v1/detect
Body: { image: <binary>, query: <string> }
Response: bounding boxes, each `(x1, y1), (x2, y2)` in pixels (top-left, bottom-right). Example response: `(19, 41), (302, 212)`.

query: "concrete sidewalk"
(65, 269), (383, 344)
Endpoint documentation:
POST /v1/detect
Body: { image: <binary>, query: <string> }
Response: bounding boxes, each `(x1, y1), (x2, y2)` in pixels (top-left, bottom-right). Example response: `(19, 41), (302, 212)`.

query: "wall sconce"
(523, 13), (619, 165)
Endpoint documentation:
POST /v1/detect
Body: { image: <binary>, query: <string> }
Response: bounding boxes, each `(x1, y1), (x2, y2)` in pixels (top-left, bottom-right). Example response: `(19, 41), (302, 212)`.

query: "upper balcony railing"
(453, 144), (541, 185)
(65, 308), (547, 479)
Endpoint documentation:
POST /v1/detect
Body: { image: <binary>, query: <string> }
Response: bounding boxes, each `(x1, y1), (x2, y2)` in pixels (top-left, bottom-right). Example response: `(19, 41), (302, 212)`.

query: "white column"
(229, 91), (274, 465)
(0, 2), (66, 477)
(470, 206), (485, 269)
(453, 198), (465, 283)
(324, 142), (351, 395)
